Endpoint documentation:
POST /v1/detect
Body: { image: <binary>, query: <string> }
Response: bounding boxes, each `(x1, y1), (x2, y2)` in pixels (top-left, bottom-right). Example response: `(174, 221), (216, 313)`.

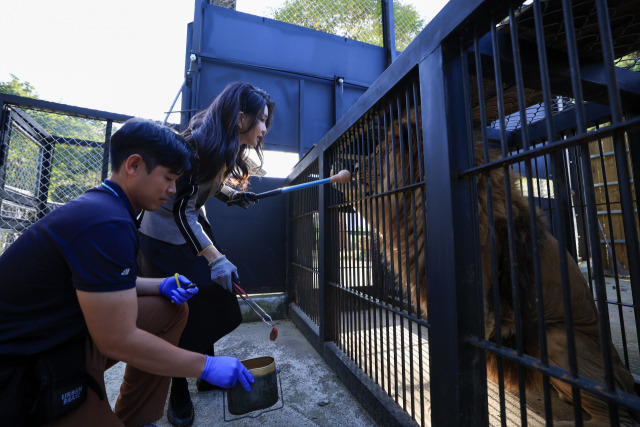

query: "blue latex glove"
(159, 274), (199, 304)
(227, 191), (259, 209)
(208, 255), (237, 292)
(199, 355), (254, 391)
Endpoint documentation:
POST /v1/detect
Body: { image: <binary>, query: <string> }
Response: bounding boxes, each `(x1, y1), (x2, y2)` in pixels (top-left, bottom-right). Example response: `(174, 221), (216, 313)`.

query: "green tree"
(0, 74), (39, 98)
(271, 0), (424, 51)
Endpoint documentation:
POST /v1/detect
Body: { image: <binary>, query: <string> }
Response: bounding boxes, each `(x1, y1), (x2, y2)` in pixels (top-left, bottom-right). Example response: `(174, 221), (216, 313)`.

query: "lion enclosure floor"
(583, 267), (640, 375)
(337, 301), (634, 426)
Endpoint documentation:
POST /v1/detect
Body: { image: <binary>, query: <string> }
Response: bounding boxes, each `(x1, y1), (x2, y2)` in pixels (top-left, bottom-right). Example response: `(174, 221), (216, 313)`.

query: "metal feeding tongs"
(232, 275), (278, 341)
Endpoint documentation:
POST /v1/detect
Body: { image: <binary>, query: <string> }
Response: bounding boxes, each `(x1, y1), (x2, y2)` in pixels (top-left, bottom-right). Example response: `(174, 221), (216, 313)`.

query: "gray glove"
(208, 255), (237, 292)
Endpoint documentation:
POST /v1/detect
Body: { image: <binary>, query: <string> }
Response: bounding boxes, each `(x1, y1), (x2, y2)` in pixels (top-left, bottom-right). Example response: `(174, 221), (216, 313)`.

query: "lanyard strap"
(101, 182), (119, 198)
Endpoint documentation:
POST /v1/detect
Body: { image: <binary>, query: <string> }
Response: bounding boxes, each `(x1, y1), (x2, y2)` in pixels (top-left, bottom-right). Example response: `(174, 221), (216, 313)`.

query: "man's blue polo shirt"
(0, 179), (139, 356)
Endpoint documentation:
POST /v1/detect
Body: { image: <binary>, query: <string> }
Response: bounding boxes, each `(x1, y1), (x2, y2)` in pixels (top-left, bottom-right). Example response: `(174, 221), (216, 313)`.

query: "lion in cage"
(335, 108), (638, 425)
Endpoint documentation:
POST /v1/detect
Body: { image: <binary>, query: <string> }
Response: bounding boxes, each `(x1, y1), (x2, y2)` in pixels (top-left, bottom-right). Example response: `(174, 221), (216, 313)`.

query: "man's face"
(131, 164), (180, 212)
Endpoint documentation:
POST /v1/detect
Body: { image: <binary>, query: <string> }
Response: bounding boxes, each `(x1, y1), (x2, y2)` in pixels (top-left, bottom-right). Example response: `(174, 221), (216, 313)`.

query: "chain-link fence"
(0, 101), (123, 254)
(229, 0), (429, 51)
(210, 0), (237, 8)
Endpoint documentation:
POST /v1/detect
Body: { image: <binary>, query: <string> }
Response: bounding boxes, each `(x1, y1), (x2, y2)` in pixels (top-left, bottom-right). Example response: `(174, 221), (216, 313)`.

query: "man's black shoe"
(167, 388), (194, 427)
(196, 378), (223, 392)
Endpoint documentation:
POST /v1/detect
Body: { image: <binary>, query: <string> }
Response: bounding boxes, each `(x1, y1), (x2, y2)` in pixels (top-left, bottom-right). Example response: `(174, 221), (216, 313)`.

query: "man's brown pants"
(46, 296), (188, 427)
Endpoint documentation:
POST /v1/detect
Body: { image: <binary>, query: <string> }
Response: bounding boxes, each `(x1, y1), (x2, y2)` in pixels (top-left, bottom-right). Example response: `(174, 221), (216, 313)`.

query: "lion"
(336, 109), (638, 425)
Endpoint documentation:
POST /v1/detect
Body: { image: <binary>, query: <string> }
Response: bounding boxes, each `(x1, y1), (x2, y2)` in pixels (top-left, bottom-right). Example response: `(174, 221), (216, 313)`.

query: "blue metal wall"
(181, 1), (388, 156)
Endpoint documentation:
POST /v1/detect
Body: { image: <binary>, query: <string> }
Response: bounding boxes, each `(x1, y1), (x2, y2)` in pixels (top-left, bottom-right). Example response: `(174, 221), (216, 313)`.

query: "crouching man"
(0, 118), (253, 427)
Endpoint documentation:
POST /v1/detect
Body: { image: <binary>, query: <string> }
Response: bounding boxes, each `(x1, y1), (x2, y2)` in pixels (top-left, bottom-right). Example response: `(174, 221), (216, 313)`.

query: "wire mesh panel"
(459, 0), (640, 425)
(0, 102), (116, 254)
(239, 0), (426, 51)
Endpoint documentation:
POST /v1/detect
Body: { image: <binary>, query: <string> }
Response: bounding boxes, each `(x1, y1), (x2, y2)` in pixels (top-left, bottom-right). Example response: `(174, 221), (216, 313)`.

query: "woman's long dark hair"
(182, 81), (275, 185)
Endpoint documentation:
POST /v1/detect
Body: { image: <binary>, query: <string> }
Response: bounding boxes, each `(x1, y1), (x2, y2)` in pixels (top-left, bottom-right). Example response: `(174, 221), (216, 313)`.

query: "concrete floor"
(105, 319), (377, 426)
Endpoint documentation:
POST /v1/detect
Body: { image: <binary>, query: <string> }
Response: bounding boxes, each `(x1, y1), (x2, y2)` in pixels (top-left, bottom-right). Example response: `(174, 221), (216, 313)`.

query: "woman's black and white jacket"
(139, 175), (234, 255)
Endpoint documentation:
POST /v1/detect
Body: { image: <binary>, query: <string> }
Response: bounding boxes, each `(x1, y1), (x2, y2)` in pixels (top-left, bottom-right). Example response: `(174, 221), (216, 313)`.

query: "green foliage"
(616, 52), (640, 72)
(0, 74), (38, 98)
(271, 0), (424, 51)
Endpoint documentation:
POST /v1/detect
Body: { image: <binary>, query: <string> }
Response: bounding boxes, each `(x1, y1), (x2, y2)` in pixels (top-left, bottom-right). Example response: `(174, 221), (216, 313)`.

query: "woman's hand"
(226, 191), (259, 209)
(208, 255), (238, 292)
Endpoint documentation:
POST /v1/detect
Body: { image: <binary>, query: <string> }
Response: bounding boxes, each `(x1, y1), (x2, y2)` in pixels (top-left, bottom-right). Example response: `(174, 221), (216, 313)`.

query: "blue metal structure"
(181, 1), (390, 156)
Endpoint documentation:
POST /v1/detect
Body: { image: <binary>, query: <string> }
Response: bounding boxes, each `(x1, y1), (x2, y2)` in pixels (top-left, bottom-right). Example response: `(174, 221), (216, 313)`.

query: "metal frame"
(285, 0), (640, 425)
(0, 94), (133, 251)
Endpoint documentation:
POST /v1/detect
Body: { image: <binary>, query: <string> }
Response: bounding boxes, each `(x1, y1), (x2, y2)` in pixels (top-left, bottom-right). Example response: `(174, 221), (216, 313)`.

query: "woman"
(137, 81), (275, 427)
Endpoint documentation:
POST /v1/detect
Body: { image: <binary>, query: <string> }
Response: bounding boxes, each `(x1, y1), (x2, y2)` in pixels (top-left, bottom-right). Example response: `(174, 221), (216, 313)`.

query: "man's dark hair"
(109, 118), (193, 174)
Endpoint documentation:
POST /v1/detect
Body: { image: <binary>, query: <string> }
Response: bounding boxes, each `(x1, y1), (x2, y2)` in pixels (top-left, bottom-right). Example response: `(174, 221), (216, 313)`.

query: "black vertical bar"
(403, 86), (417, 420)
(0, 106), (12, 187)
(181, 24), (194, 130)
(190, 0), (206, 115)
(285, 188), (292, 316)
(393, 96), (408, 411)
(530, 6), (558, 412)
(562, 2), (621, 422)
(365, 115), (378, 386)
(629, 129), (640, 228)
(101, 120), (112, 182)
(36, 137), (54, 219)
(335, 142), (344, 351)
(319, 148), (332, 343)
(373, 107), (388, 397)
(490, 17), (528, 424)
(347, 131), (356, 363)
(354, 124), (363, 371)
(388, 99), (402, 408)
(380, 0), (397, 67)
(371, 109), (383, 389)
(299, 80), (305, 157)
(510, 1), (558, 420)
(567, 148), (587, 260)
(363, 115), (373, 382)
(334, 76), (344, 125)
(461, 33), (493, 423)
(382, 103), (396, 401)
(595, 0), (640, 355)
(595, 133), (630, 367)
(422, 44), (487, 426)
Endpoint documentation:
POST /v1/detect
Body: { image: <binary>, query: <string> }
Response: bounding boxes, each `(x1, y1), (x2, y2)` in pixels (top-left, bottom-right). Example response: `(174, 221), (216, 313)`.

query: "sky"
(0, 0), (449, 176)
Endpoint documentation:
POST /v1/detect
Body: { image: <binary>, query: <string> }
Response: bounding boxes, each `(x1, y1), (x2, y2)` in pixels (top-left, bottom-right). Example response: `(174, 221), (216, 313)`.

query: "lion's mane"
(343, 113), (638, 424)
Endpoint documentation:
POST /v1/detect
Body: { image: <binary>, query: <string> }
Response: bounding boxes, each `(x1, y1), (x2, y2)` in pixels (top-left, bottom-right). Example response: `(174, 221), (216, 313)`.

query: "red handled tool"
(233, 279), (278, 341)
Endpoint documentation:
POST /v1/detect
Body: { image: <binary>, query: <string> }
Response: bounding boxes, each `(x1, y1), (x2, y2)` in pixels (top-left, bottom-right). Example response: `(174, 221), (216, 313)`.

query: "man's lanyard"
(101, 182), (120, 198)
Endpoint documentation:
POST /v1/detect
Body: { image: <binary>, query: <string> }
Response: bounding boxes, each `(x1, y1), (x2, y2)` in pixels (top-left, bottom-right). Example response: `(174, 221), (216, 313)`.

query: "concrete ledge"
(237, 292), (289, 322)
